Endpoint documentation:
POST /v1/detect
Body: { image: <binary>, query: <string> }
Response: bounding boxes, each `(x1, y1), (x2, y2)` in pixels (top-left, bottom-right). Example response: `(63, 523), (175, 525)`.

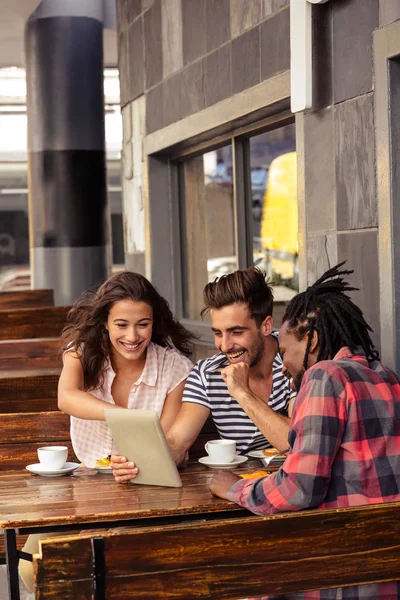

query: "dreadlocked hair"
(282, 261), (379, 370)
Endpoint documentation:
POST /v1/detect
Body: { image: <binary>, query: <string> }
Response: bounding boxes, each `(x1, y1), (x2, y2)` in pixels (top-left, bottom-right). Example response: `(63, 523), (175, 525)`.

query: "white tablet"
(104, 408), (182, 488)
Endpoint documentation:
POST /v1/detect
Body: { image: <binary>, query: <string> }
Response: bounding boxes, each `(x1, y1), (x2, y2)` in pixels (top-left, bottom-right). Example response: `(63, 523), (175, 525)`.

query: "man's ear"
(261, 315), (274, 337)
(309, 329), (319, 355)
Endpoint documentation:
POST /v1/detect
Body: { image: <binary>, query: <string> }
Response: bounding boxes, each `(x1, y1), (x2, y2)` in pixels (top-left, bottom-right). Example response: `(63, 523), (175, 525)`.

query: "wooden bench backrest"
(0, 338), (61, 371)
(0, 306), (70, 340)
(190, 414), (218, 458)
(33, 500), (400, 599)
(0, 369), (59, 412)
(0, 339), (60, 411)
(0, 411), (75, 468)
(0, 289), (54, 309)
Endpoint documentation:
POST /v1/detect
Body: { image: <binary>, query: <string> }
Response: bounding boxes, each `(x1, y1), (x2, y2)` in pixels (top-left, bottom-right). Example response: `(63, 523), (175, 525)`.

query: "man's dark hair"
(282, 262), (379, 369)
(201, 267), (273, 326)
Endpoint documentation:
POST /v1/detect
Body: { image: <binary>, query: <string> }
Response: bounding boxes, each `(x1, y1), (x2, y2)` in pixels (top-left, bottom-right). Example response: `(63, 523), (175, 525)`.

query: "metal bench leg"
(91, 537), (105, 600)
(4, 530), (20, 600)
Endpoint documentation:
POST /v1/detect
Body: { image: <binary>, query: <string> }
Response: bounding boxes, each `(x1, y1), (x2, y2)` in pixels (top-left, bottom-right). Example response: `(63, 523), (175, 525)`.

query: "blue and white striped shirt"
(183, 333), (295, 454)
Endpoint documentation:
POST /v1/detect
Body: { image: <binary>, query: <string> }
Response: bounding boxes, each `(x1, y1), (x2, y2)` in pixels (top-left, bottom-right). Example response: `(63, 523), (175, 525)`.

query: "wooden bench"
(33, 501), (400, 599)
(0, 306), (70, 340)
(0, 369), (59, 413)
(0, 410), (76, 566)
(0, 410), (74, 468)
(0, 289), (54, 310)
(0, 338), (61, 371)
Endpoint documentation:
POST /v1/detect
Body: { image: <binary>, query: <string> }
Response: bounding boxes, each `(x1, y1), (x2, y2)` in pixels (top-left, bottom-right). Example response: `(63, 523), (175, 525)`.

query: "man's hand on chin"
(209, 470), (241, 499)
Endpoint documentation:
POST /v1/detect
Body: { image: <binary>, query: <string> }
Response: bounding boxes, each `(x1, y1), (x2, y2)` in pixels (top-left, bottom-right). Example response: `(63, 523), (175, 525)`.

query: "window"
(249, 123), (297, 301)
(178, 118), (297, 321)
(180, 145), (236, 320)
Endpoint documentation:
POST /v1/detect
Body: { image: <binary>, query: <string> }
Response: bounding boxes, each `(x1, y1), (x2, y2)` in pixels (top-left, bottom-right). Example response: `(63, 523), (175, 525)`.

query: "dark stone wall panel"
(379, 0), (400, 26)
(304, 108), (335, 233)
(127, 0), (143, 23)
(143, 0), (155, 10)
(146, 84), (164, 133)
(232, 26), (260, 93)
(206, 0), (231, 53)
(262, 0), (290, 18)
(231, 0), (263, 37)
(180, 60), (205, 118)
(335, 95), (377, 230)
(117, 0), (142, 30)
(162, 74), (182, 126)
(127, 17), (145, 101)
(204, 44), (232, 107)
(118, 30), (130, 107)
(182, 0), (207, 65)
(144, 0), (162, 89)
(337, 230), (380, 349)
(29, 150), (108, 247)
(332, 0), (378, 103)
(260, 8), (289, 81)
(306, 234), (338, 286)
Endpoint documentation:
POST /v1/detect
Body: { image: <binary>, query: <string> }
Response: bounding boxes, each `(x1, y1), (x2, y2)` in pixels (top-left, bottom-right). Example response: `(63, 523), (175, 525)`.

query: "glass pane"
(182, 145), (236, 320)
(249, 123), (297, 302)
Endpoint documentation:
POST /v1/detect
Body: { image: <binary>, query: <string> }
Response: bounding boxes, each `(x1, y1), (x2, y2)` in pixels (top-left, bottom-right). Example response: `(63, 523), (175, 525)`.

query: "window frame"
(142, 72), (292, 342)
(174, 112), (296, 329)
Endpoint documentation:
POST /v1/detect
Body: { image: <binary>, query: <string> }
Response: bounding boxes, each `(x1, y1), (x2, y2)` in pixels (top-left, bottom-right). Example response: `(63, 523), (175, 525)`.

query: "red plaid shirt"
(228, 347), (400, 599)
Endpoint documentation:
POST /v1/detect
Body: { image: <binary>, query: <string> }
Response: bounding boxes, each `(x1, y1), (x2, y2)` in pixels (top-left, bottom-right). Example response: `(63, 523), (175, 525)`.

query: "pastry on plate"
(261, 447), (279, 457)
(95, 456), (111, 468)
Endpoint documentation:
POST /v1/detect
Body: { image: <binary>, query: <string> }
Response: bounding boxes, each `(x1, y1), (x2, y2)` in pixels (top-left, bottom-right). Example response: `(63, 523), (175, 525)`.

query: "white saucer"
(26, 462), (80, 477)
(96, 466), (113, 474)
(198, 455), (248, 470)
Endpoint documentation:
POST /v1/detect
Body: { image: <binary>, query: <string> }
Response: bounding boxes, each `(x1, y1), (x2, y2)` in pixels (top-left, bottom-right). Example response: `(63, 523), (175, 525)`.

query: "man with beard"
(210, 263), (400, 600)
(112, 267), (295, 481)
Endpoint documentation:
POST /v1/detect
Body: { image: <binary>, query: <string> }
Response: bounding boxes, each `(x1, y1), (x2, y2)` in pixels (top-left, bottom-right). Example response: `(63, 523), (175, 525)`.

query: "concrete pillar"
(25, 0), (115, 305)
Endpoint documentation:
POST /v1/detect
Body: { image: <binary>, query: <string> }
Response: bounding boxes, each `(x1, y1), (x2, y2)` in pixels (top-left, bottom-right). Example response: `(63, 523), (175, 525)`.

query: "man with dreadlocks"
(210, 263), (400, 600)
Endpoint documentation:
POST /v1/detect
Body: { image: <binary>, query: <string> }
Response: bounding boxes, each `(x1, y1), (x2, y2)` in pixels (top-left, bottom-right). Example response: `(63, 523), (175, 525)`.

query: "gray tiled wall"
(116, 0), (290, 133)
(231, 27), (260, 93)
(379, 0), (400, 27)
(335, 95), (377, 231)
(116, 0), (400, 354)
(332, 0), (378, 103)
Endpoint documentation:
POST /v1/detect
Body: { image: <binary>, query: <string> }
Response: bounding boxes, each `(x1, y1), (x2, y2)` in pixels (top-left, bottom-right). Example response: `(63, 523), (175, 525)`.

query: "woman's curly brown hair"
(60, 271), (195, 391)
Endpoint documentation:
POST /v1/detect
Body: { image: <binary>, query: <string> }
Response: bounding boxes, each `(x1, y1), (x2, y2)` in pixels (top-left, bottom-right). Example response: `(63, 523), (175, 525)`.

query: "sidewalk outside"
(0, 566), (32, 600)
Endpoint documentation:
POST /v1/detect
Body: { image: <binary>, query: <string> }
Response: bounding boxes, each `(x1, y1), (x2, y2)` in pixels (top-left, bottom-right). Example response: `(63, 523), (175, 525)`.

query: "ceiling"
(0, 0), (117, 69)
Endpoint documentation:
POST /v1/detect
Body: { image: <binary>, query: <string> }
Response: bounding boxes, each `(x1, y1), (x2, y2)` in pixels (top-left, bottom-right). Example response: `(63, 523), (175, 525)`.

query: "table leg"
(4, 529), (20, 600)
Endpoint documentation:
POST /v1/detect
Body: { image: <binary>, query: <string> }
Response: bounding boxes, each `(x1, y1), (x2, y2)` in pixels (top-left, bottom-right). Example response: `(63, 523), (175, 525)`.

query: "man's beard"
(248, 334), (265, 368)
(225, 333), (264, 368)
(293, 369), (306, 392)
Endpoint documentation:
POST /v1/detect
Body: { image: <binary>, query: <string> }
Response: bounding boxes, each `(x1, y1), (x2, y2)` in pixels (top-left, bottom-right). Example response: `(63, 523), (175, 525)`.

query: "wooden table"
(0, 460), (261, 600)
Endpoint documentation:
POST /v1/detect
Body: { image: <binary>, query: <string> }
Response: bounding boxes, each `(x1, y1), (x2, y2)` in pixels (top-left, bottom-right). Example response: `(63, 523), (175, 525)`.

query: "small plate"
(26, 462), (80, 477)
(96, 466), (113, 474)
(198, 455), (248, 470)
(247, 449), (280, 459)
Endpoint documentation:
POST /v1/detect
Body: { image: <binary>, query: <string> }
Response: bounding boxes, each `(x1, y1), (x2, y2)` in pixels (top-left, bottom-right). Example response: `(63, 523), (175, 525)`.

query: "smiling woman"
(57, 271), (195, 469)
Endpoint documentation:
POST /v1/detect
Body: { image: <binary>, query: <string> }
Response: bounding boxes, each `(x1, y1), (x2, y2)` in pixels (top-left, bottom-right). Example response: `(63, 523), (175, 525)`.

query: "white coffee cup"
(205, 439), (236, 463)
(37, 446), (68, 470)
